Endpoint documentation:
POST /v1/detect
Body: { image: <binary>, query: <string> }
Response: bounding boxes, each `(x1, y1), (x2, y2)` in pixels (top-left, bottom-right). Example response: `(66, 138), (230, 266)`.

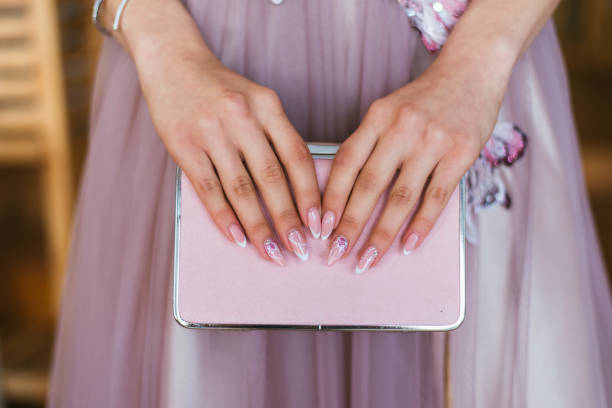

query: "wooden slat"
(0, 109), (41, 129)
(582, 146), (612, 195)
(2, 370), (48, 403)
(0, 0), (30, 7)
(0, 19), (30, 37)
(0, 139), (42, 163)
(0, 48), (36, 68)
(0, 79), (37, 98)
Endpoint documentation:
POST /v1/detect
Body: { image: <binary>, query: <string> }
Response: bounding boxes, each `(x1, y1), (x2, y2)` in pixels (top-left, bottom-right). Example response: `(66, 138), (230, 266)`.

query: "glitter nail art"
(327, 235), (348, 266)
(264, 238), (285, 266)
(288, 228), (309, 261)
(355, 246), (379, 274)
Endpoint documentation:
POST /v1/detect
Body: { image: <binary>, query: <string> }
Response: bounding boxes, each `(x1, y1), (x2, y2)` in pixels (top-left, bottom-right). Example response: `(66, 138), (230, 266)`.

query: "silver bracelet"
(112, 0), (131, 31)
(92, 0), (132, 35)
(92, 0), (110, 36)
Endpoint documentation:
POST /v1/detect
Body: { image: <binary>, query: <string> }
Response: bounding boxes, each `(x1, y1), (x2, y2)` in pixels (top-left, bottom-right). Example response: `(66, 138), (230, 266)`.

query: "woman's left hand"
(322, 57), (508, 273)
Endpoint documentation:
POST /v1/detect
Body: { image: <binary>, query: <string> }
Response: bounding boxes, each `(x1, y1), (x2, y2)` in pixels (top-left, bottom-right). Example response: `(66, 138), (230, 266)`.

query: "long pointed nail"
(307, 207), (321, 239)
(327, 235), (348, 266)
(321, 210), (335, 240)
(264, 238), (285, 266)
(288, 228), (309, 261)
(403, 232), (420, 255)
(355, 246), (379, 274)
(228, 224), (247, 247)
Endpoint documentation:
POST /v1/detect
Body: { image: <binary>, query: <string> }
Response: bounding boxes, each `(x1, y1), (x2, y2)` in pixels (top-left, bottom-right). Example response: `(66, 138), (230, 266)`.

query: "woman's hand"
(118, 0), (321, 265)
(323, 48), (511, 273)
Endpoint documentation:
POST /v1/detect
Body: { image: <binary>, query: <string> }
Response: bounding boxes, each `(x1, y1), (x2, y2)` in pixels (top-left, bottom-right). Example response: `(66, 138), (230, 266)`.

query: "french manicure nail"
(288, 228), (309, 261)
(327, 235), (348, 266)
(307, 207), (321, 239)
(355, 246), (379, 274)
(228, 224), (247, 247)
(264, 238), (285, 266)
(321, 210), (335, 240)
(403, 232), (420, 255)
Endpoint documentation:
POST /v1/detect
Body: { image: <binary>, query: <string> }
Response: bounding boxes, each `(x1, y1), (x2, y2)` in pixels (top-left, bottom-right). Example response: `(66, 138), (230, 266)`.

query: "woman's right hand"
(116, 0), (321, 265)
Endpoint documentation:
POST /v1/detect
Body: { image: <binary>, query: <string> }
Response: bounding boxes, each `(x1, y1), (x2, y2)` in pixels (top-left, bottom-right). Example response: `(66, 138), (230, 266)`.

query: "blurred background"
(0, 0), (610, 406)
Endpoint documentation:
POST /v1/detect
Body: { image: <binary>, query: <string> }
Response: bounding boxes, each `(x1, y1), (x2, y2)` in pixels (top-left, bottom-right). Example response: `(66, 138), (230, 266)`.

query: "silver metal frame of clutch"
(173, 142), (466, 331)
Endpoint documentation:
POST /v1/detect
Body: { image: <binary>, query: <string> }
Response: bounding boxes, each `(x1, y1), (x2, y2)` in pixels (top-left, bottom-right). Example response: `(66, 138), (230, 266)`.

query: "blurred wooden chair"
(0, 0), (72, 315)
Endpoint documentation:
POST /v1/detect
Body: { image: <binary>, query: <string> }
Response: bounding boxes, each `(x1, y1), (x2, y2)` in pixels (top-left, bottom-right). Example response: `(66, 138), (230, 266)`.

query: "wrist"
(432, 31), (517, 103)
(117, 0), (217, 68)
(429, 1), (527, 100)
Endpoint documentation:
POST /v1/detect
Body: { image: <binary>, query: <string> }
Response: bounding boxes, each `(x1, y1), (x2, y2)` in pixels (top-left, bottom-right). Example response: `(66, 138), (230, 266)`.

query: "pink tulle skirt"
(48, 1), (612, 406)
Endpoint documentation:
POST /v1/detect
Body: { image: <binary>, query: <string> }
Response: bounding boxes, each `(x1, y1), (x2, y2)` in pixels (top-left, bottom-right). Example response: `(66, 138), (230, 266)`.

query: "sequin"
(396, 0), (469, 52)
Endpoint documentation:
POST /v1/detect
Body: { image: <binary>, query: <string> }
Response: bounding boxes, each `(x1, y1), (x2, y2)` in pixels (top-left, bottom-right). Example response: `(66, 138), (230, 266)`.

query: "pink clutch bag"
(173, 143), (465, 331)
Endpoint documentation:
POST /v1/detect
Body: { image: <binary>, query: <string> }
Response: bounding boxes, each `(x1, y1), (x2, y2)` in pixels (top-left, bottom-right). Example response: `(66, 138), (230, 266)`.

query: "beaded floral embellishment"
(464, 122), (528, 242)
(396, 0), (469, 52)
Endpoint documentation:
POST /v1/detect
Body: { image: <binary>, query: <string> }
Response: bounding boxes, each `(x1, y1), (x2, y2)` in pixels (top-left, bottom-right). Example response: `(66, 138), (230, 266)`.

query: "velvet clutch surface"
(173, 143), (465, 331)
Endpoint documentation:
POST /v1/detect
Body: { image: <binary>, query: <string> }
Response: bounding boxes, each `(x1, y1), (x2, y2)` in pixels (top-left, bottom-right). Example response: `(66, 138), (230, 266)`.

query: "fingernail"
(327, 235), (348, 266)
(228, 224), (247, 247)
(321, 210), (335, 240)
(264, 238), (285, 266)
(403, 232), (420, 255)
(355, 245), (379, 274)
(288, 228), (309, 261)
(307, 207), (321, 239)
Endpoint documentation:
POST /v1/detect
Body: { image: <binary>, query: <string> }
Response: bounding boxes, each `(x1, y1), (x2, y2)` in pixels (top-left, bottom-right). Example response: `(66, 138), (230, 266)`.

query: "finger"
(326, 141), (401, 266)
(208, 140), (286, 266)
(231, 120), (309, 262)
(320, 119), (380, 240)
(401, 151), (469, 254)
(257, 95), (321, 239)
(181, 151), (247, 248)
(355, 151), (439, 273)
(320, 99), (413, 241)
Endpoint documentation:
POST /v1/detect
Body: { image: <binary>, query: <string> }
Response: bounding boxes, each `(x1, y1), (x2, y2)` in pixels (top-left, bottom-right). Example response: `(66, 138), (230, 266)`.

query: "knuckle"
(393, 104), (424, 135)
(425, 122), (448, 143)
(197, 177), (222, 195)
(397, 103), (424, 125)
(413, 216), (434, 232)
(427, 185), (449, 203)
(388, 185), (413, 207)
(220, 92), (250, 117)
(212, 208), (235, 221)
(276, 208), (298, 225)
(367, 99), (389, 117)
(246, 219), (270, 237)
(290, 141), (312, 166)
(231, 175), (255, 197)
(260, 159), (285, 185)
(398, 104), (417, 120)
(339, 213), (360, 232)
(322, 193), (343, 211)
(371, 228), (394, 245)
(354, 168), (378, 192)
(333, 144), (355, 168)
(258, 88), (281, 105)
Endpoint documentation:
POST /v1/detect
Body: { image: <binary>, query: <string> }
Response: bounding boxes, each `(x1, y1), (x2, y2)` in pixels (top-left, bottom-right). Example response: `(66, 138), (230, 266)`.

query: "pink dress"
(48, 1), (612, 407)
